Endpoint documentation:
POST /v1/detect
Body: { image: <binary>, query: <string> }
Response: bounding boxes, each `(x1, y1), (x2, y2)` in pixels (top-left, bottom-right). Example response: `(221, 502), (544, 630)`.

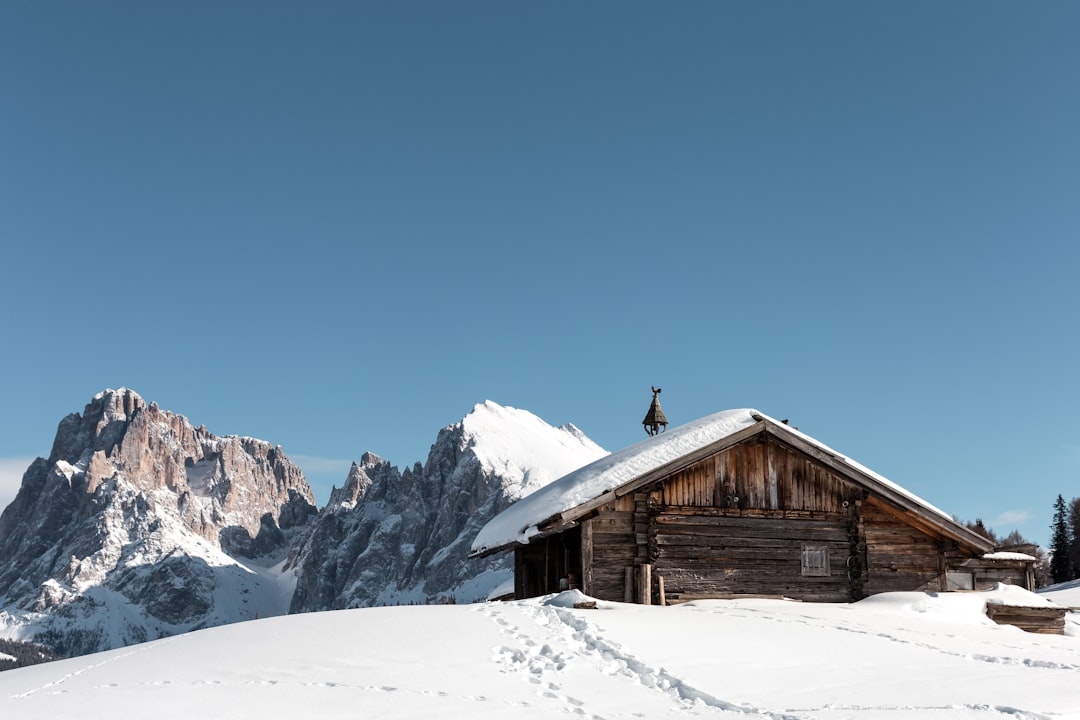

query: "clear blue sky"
(2, 2), (1077, 547)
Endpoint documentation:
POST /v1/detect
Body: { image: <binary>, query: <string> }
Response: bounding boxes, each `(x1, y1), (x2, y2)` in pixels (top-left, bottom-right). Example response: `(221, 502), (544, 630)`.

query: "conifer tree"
(1069, 496), (1080, 580)
(1049, 495), (1072, 584)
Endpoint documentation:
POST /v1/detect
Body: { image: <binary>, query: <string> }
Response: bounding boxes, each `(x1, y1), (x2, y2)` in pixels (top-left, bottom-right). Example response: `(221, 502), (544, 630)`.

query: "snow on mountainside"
(289, 401), (607, 610)
(459, 401), (605, 501)
(0, 389), (317, 657)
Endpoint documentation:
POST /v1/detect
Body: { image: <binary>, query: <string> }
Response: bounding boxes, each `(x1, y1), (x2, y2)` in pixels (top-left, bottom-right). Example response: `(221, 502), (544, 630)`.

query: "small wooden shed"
(470, 409), (1034, 604)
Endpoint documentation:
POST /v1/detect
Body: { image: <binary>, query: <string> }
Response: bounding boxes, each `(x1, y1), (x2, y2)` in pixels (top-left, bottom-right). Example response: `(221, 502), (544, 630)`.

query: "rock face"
(288, 401), (607, 610)
(0, 389), (317, 657)
(0, 392), (606, 660)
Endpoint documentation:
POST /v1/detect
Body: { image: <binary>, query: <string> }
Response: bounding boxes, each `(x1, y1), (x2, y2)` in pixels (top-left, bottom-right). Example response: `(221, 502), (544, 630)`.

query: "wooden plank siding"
(651, 511), (854, 602)
(659, 438), (859, 513)
(582, 497), (636, 602)
(953, 557), (1036, 592)
(985, 604), (1067, 634)
(643, 439), (865, 602)
(861, 497), (954, 594)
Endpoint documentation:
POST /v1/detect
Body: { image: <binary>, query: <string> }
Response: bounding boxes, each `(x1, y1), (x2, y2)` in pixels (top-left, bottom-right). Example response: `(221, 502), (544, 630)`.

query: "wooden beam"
(581, 519), (594, 596)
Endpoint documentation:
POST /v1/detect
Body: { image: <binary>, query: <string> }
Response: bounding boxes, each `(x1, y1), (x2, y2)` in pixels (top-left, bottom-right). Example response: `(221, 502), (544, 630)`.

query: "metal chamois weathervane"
(642, 386), (668, 436)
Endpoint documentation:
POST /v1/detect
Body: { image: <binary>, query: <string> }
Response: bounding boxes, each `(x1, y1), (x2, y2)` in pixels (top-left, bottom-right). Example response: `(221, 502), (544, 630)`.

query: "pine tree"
(1049, 494), (1072, 584)
(965, 518), (998, 544)
(1069, 496), (1080, 579)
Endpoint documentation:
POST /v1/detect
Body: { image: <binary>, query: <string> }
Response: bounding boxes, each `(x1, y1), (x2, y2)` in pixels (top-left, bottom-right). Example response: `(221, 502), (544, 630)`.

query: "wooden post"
(581, 519), (594, 596)
(544, 541), (550, 594)
(639, 563), (653, 606)
(937, 549), (948, 592)
(658, 575), (667, 606)
(515, 548), (526, 600)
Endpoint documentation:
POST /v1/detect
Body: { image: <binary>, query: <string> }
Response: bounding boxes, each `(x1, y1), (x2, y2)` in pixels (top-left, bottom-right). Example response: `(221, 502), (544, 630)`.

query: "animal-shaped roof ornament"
(642, 386), (668, 436)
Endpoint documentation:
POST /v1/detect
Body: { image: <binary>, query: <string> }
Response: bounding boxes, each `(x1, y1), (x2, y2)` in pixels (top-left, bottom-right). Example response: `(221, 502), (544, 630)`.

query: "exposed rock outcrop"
(0, 392), (606, 660)
(0, 389), (317, 657)
(288, 401), (607, 610)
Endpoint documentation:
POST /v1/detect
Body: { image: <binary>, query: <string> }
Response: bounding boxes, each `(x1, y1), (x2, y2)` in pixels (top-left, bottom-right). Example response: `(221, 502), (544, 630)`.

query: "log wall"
(861, 497), (948, 594)
(651, 509), (854, 602)
(571, 433), (1008, 605)
(582, 497), (636, 602)
(644, 439), (866, 602)
(985, 603), (1066, 634)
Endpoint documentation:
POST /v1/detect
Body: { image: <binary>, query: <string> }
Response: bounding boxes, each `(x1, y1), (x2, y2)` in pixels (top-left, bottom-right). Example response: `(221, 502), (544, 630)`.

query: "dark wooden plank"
(581, 517), (594, 597)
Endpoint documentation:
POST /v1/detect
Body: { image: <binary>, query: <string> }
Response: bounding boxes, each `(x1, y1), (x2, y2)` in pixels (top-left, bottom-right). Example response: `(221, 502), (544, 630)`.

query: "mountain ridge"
(0, 388), (318, 656)
(288, 399), (607, 610)
(0, 389), (607, 659)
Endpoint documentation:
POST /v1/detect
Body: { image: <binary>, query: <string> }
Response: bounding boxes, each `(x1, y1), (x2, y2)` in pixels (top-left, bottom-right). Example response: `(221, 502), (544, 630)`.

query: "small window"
(802, 545), (830, 576)
(946, 571), (974, 591)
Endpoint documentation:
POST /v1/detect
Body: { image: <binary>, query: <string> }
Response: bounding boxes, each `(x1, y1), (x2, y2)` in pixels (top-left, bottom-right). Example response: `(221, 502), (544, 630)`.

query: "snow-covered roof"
(471, 408), (990, 557)
(983, 552), (1038, 562)
(472, 409), (758, 555)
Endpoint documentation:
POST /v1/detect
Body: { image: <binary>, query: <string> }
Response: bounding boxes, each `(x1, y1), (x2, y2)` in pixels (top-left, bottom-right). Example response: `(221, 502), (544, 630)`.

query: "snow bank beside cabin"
(471, 409), (759, 554)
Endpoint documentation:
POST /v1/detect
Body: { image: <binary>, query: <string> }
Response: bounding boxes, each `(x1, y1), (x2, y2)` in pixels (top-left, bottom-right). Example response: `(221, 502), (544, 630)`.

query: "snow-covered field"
(0, 586), (1077, 720)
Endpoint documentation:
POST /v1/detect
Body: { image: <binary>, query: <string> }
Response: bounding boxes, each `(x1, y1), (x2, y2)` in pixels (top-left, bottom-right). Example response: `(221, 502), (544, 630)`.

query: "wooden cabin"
(470, 410), (1035, 604)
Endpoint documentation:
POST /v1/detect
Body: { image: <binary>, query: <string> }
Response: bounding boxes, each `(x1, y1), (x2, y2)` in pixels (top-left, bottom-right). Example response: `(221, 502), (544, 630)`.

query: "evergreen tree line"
(0, 638), (62, 672)
(1049, 494), (1080, 584)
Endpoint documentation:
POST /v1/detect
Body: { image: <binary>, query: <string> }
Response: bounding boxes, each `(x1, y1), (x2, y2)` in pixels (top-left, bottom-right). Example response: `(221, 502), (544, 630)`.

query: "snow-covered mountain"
(288, 401), (608, 610)
(0, 392), (606, 659)
(0, 389), (318, 657)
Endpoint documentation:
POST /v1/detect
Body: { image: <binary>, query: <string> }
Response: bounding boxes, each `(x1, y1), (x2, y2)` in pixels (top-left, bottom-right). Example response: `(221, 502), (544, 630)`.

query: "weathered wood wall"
(658, 437), (859, 512)
(581, 496), (636, 601)
(651, 509), (854, 602)
(645, 439), (864, 602)
(952, 557), (1035, 592)
(986, 603), (1066, 634)
(861, 497), (949, 594)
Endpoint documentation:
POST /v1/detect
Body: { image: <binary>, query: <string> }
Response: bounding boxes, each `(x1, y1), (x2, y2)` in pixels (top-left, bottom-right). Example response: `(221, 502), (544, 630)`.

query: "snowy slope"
(0, 587), (1076, 719)
(1040, 579), (1080, 608)
(289, 401), (607, 610)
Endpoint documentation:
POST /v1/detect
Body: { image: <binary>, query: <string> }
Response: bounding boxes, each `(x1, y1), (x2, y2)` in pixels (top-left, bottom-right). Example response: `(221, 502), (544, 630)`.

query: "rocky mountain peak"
(358, 451), (383, 467)
(1, 393), (606, 660)
(289, 401), (607, 611)
(48, 387), (148, 463)
(0, 389), (318, 657)
(325, 456), (386, 511)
